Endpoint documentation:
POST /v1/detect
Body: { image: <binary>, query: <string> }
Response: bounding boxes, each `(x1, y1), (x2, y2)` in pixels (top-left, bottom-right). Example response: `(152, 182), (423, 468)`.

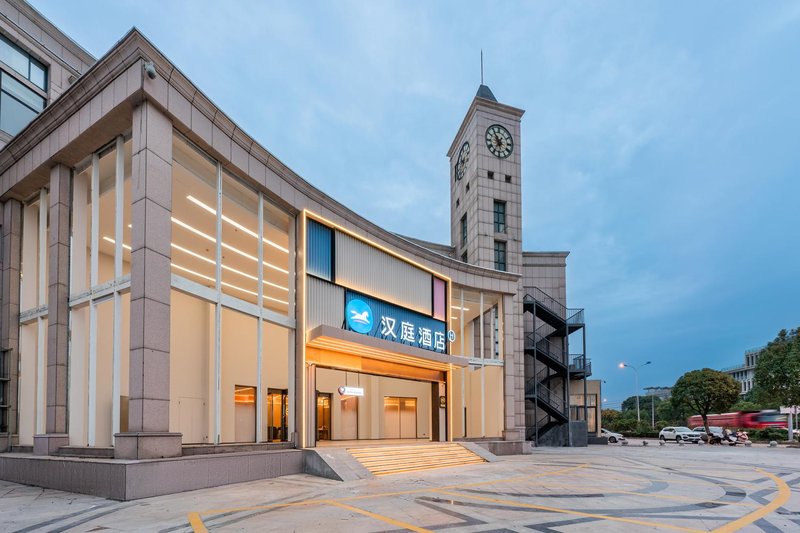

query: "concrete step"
(54, 446), (114, 458)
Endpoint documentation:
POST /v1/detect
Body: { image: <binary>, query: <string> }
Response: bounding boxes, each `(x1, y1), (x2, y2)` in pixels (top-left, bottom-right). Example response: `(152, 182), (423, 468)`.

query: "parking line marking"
(187, 512), (207, 533)
(326, 501), (433, 533)
(433, 489), (705, 532)
(712, 468), (791, 533)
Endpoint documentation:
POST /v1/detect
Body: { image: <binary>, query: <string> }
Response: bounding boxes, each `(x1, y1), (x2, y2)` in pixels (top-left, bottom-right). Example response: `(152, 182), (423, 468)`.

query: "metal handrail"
(567, 308), (584, 325)
(537, 382), (563, 412)
(524, 287), (567, 320)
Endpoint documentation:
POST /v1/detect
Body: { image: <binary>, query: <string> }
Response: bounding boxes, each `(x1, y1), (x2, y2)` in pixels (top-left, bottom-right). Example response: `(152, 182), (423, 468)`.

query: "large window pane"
(97, 146), (117, 284)
(122, 139), (132, 276)
(170, 289), (214, 443)
(29, 59), (46, 90)
(262, 197), (290, 315)
(71, 166), (91, 295)
(2, 73), (44, 111)
(221, 172), (259, 304)
(171, 136), (218, 290)
(0, 38), (29, 79)
(221, 306), (257, 443)
(0, 90), (36, 135)
(262, 321), (290, 441)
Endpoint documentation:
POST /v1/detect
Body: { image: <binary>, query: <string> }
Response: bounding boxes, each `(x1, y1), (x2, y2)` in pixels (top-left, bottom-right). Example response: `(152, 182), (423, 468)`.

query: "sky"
(32, 1), (800, 408)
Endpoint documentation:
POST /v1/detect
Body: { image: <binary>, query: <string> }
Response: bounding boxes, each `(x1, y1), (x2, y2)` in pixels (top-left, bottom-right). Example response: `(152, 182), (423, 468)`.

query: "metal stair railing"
(567, 308), (584, 326)
(569, 355), (591, 373)
(525, 328), (567, 367)
(524, 287), (568, 321)
(537, 382), (564, 413)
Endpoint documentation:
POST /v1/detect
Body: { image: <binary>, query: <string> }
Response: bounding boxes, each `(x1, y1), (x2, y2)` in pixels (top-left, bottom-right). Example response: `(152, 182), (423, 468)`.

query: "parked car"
(692, 426), (724, 442)
(601, 428), (627, 444)
(659, 426), (703, 443)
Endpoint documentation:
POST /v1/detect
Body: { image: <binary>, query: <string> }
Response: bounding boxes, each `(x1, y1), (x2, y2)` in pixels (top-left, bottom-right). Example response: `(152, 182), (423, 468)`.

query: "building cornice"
(0, 28), (521, 290)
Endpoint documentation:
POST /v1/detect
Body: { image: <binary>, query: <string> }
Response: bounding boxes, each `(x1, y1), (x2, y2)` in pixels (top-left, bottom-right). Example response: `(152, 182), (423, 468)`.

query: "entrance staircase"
(347, 443), (485, 476)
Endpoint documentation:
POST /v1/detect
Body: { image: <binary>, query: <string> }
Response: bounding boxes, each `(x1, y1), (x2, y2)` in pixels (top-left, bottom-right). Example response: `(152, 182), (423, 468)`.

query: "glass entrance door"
(266, 388), (288, 442)
(316, 392), (332, 441)
(383, 397), (417, 439)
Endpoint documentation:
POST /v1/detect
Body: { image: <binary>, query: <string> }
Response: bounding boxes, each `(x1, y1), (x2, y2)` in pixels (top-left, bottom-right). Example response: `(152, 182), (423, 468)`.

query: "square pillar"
(115, 100), (181, 459)
(33, 165), (72, 454)
(0, 200), (22, 451)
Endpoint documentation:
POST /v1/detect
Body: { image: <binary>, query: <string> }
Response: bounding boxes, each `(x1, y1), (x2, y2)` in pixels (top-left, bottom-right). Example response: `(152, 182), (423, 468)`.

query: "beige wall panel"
(169, 291), (212, 443)
(306, 275), (344, 330)
(484, 366), (504, 438)
(334, 231), (432, 315)
(17, 323), (37, 446)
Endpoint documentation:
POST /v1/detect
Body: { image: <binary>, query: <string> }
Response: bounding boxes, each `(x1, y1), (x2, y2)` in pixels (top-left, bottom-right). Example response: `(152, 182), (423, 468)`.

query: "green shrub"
(748, 428), (791, 442)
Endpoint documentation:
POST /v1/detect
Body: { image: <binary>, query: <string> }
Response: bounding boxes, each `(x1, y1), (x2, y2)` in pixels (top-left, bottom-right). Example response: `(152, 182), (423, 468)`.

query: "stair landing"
(347, 443), (485, 476)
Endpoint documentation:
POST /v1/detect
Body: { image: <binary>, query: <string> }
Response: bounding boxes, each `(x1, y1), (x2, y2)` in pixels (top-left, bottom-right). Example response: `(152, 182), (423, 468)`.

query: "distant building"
(643, 386), (671, 400)
(720, 347), (765, 396)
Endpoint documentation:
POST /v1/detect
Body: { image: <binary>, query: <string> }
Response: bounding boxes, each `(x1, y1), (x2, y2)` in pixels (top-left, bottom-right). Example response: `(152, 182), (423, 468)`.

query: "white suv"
(659, 426), (702, 443)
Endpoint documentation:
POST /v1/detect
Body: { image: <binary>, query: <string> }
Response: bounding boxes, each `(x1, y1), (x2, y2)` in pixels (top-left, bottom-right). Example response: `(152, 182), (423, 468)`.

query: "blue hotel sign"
(344, 290), (447, 354)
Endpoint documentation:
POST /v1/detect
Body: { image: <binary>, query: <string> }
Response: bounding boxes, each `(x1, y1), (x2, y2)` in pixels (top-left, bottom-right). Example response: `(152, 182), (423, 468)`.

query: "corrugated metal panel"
(335, 231), (432, 315)
(307, 219), (333, 281)
(306, 275), (344, 330)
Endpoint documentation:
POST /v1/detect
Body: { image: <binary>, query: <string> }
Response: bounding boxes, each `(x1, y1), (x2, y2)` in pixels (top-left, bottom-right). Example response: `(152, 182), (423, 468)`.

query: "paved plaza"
(0, 443), (798, 532)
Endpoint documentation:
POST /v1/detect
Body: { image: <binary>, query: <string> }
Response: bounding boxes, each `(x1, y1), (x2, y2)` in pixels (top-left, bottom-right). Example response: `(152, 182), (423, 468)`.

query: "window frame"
(494, 240), (507, 271)
(493, 200), (506, 233)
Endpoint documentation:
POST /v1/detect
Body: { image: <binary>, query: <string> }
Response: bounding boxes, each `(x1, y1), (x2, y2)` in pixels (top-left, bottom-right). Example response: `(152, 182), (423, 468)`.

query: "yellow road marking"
(196, 463), (589, 516)
(327, 501), (433, 533)
(434, 489), (705, 533)
(712, 468), (791, 533)
(187, 512), (208, 533)
(499, 480), (759, 508)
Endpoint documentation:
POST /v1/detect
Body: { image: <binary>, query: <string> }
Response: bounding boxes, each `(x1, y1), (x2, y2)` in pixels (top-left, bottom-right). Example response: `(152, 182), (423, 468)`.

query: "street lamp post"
(619, 361), (652, 423)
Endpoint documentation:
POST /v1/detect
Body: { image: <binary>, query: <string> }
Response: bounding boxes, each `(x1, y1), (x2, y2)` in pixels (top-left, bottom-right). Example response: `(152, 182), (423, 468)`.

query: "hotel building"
(0, 0), (594, 498)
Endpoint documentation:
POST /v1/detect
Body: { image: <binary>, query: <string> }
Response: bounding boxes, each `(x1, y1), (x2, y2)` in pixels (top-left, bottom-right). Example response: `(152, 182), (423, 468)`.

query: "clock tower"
(447, 84), (524, 274)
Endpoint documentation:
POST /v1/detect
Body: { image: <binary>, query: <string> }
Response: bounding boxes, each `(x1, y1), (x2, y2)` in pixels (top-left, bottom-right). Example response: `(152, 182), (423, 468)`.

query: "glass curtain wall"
(448, 285), (504, 439)
(17, 192), (48, 445)
(68, 136), (132, 447)
(170, 134), (294, 444)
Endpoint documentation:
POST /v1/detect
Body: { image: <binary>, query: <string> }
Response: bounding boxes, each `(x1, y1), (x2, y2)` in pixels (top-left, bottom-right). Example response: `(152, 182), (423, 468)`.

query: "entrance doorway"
(266, 388), (288, 442)
(234, 385), (256, 442)
(383, 397), (417, 439)
(316, 392), (332, 441)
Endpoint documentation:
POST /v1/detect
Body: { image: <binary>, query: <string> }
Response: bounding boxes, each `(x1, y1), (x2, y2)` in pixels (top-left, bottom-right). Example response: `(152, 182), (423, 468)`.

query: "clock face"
(485, 124), (513, 158)
(455, 141), (470, 181)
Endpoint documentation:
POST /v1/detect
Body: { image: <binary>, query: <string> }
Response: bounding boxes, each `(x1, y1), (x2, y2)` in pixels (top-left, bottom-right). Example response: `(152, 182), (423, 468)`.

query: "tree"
(655, 397), (692, 426)
(621, 395), (661, 416)
(672, 368), (740, 434)
(755, 327), (800, 409)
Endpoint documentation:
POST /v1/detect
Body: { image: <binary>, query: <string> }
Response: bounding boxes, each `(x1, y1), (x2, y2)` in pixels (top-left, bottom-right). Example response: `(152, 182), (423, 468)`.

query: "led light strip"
(171, 263), (288, 305)
(186, 195), (289, 253)
(104, 236), (289, 297)
(171, 216), (289, 274)
(103, 236), (131, 250)
(451, 305), (471, 311)
(172, 242), (288, 292)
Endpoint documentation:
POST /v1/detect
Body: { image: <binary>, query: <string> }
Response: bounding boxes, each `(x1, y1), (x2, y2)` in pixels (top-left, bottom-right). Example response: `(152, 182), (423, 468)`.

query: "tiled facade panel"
(334, 230), (432, 316)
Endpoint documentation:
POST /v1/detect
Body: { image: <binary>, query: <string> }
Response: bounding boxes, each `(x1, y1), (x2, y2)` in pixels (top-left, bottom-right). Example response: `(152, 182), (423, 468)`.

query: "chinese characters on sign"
(345, 291), (448, 354)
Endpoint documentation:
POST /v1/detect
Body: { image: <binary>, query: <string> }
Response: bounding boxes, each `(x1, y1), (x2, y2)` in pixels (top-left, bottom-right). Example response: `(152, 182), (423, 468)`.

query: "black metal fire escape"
(523, 288), (589, 444)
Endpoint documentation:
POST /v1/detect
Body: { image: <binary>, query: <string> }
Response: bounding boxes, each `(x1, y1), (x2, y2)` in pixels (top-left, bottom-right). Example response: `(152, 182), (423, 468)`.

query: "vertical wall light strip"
(460, 288), (465, 438)
(214, 162), (222, 445)
(480, 291), (485, 437)
(256, 193), (264, 443)
(112, 136), (123, 442)
(88, 154), (99, 446)
(35, 190), (46, 435)
(287, 213), (297, 440)
(300, 212), (307, 447)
